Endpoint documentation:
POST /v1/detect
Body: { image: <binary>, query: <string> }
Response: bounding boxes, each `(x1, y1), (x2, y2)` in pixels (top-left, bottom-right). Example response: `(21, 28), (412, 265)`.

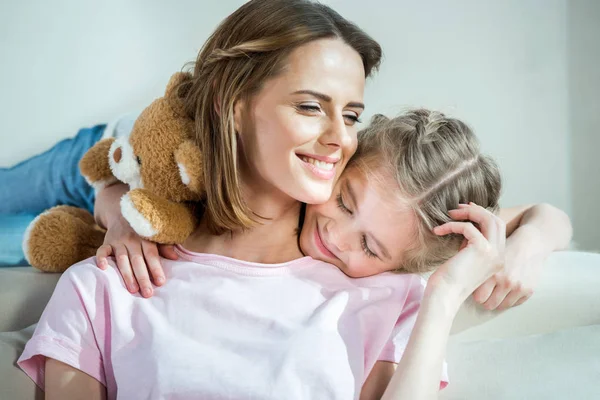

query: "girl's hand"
(95, 214), (177, 298)
(427, 203), (506, 310)
(472, 224), (544, 310)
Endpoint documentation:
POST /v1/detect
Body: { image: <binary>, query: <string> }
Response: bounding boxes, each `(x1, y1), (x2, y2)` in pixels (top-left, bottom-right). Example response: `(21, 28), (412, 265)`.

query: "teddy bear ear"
(164, 71), (193, 99)
(174, 139), (204, 194)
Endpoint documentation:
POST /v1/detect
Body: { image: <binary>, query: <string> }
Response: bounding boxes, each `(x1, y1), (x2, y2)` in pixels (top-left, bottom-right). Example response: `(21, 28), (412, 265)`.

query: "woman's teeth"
(300, 156), (334, 171)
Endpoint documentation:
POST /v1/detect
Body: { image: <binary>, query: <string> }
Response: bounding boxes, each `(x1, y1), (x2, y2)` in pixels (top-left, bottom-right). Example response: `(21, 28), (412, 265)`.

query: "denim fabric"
(0, 125), (104, 266)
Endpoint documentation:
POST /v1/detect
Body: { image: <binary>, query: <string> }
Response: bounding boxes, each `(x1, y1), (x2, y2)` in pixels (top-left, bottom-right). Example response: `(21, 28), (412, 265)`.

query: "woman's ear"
(232, 99), (245, 134)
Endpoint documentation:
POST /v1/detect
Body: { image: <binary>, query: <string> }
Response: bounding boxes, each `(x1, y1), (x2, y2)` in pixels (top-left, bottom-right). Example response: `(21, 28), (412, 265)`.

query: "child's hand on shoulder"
(96, 214), (177, 298)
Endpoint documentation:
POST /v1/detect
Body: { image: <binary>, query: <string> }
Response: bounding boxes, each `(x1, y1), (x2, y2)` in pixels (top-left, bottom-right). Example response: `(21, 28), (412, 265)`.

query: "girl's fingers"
(130, 247), (153, 298)
(114, 244), (138, 293)
(95, 244), (113, 270)
(497, 289), (526, 311)
(158, 244), (179, 261)
(513, 295), (530, 307)
(482, 285), (511, 310)
(447, 203), (499, 243)
(433, 221), (486, 246)
(142, 241), (166, 287)
(472, 276), (497, 304)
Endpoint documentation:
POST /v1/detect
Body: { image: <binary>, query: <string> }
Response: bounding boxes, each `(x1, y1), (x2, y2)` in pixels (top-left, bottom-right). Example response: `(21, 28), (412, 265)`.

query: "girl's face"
(234, 38), (366, 205)
(299, 167), (419, 278)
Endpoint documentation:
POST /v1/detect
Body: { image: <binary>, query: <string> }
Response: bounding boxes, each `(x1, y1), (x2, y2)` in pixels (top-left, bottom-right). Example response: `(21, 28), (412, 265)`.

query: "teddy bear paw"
(120, 192), (159, 239)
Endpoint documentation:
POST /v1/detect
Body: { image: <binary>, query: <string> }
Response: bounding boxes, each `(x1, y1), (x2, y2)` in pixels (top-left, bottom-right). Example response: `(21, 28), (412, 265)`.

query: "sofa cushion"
(0, 267), (60, 332)
(0, 325), (42, 399)
(440, 324), (600, 400)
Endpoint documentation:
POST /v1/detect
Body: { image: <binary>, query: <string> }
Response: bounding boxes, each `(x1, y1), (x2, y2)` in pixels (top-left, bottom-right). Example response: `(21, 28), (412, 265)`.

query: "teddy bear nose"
(113, 147), (122, 163)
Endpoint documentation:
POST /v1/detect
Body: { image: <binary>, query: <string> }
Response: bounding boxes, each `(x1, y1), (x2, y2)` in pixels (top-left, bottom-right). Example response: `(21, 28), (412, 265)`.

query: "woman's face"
(299, 167), (419, 278)
(234, 38), (366, 205)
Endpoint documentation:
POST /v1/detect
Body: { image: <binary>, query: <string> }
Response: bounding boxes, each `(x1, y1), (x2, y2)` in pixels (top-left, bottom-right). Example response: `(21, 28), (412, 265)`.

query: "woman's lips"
(314, 222), (336, 259)
(297, 154), (337, 180)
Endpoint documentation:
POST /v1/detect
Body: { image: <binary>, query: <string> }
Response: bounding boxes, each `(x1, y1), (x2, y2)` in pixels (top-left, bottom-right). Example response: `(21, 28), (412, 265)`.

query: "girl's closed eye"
(361, 237), (377, 258)
(336, 193), (352, 215)
(336, 193), (377, 258)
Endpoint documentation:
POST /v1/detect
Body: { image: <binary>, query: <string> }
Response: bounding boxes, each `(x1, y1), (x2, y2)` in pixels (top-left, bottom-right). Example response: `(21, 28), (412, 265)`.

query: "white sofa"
(1, 251), (599, 399)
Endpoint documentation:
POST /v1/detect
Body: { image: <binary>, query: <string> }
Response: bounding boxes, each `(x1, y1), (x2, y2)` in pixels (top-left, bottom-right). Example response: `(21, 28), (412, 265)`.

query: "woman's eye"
(297, 104), (321, 113)
(343, 114), (362, 125)
(361, 236), (377, 258)
(336, 194), (352, 215)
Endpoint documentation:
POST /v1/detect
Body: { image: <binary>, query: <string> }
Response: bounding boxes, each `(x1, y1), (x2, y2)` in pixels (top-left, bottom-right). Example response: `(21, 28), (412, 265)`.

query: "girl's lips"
(298, 155), (336, 180)
(314, 222), (336, 259)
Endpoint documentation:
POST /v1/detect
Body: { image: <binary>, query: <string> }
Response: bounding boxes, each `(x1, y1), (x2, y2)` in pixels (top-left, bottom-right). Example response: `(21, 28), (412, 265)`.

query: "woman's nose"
(320, 115), (355, 151)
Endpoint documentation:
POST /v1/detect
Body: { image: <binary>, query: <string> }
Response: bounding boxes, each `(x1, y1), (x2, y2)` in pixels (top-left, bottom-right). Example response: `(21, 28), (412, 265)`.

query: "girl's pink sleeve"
(17, 260), (109, 391)
(379, 275), (450, 390)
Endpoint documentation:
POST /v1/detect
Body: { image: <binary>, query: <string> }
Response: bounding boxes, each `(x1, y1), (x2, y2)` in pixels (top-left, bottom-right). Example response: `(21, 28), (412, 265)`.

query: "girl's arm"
(93, 183), (177, 297)
(380, 203), (505, 399)
(472, 203), (572, 310)
(380, 291), (458, 400)
(45, 358), (106, 400)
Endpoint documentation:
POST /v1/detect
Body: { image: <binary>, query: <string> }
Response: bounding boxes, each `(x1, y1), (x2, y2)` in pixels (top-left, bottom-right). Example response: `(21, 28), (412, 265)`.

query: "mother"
(23, 0), (383, 397)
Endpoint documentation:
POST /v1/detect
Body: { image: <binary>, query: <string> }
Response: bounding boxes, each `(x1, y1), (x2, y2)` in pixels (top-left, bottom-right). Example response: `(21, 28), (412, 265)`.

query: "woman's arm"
(93, 183), (177, 297)
(472, 203), (573, 310)
(499, 203), (572, 247)
(45, 358), (106, 400)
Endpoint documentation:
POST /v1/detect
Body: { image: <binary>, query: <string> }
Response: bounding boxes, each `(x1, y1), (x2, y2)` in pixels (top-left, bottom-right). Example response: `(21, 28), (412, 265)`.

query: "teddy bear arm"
(174, 140), (204, 194)
(79, 138), (118, 189)
(121, 189), (196, 244)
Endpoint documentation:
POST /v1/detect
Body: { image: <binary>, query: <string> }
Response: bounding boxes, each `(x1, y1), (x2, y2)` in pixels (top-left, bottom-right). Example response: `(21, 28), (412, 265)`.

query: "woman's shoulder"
(60, 256), (126, 291)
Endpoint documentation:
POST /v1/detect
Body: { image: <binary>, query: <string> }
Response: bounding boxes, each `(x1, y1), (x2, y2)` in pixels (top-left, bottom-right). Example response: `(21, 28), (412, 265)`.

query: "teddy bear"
(23, 72), (205, 273)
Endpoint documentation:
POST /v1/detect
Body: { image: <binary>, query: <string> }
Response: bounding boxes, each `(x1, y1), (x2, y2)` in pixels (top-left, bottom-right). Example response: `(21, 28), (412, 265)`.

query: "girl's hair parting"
(349, 109), (502, 273)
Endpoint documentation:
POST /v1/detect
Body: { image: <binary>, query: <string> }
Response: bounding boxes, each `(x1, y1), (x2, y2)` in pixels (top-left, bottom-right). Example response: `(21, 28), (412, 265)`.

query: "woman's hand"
(427, 203), (506, 309)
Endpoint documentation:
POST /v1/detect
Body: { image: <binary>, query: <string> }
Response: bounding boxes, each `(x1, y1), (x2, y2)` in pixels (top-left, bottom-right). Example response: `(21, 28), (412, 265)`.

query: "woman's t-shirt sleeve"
(378, 275), (449, 389)
(17, 260), (109, 390)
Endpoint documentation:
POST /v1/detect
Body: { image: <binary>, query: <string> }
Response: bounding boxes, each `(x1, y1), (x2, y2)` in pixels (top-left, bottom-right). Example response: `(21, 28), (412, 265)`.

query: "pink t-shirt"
(19, 246), (448, 399)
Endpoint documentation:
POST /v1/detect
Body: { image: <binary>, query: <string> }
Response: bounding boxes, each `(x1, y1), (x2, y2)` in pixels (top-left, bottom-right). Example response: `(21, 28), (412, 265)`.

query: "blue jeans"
(0, 125), (105, 266)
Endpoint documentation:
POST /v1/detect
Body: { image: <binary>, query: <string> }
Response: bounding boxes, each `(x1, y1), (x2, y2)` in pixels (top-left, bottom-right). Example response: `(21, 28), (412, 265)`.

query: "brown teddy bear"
(23, 72), (204, 273)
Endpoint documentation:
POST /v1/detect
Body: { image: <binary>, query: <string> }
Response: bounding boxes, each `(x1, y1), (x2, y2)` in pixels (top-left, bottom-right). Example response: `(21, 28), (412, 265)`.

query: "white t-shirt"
(19, 246), (448, 399)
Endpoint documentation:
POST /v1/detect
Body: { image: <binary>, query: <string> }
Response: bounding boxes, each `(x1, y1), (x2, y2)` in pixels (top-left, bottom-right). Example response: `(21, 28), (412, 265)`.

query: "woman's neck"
(183, 188), (304, 264)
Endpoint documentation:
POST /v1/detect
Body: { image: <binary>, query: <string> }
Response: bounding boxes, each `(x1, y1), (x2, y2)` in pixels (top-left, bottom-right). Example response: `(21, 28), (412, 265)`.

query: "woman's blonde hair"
(179, 0), (382, 235)
(349, 109), (502, 273)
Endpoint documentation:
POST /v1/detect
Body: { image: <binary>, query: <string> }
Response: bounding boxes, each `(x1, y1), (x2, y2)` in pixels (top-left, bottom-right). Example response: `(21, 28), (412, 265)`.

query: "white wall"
(569, 0), (600, 251)
(0, 0), (245, 166)
(1, 0), (576, 241)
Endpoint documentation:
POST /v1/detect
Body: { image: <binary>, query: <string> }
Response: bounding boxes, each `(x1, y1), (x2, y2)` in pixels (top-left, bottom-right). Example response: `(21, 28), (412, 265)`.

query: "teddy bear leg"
(121, 189), (196, 244)
(50, 205), (96, 225)
(23, 206), (106, 273)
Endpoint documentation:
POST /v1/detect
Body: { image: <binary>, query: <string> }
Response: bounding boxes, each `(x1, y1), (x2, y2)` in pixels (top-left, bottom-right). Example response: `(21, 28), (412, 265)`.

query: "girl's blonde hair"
(179, 0), (382, 235)
(349, 109), (502, 273)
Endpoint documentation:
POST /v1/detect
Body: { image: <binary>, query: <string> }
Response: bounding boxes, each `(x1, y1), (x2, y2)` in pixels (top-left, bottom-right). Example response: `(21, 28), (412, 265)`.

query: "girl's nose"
(329, 224), (351, 253)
